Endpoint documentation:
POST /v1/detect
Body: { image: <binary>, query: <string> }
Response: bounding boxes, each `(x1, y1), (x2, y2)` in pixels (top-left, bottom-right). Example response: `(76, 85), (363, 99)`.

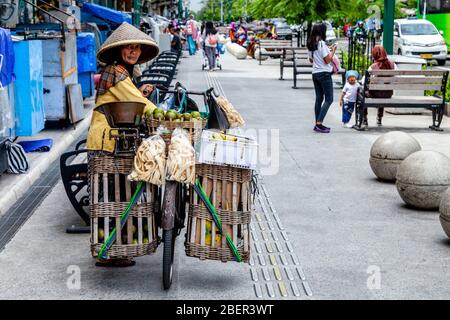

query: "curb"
(0, 114), (92, 217)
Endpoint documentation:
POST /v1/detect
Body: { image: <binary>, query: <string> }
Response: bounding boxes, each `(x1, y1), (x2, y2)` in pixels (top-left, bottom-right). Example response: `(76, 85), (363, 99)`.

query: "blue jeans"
(312, 72), (334, 123)
(342, 101), (355, 123)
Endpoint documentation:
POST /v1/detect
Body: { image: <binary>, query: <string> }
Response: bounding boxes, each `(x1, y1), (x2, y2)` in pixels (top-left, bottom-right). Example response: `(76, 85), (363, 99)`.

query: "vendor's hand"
(139, 84), (154, 97)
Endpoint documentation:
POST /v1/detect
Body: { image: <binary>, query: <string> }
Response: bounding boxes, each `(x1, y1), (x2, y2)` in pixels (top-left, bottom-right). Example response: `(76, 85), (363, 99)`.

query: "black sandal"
(95, 259), (136, 268)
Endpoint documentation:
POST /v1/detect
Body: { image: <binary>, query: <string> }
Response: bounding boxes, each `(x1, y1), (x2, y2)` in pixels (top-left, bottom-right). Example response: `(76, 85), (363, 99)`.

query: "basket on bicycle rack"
(146, 118), (207, 146)
(145, 86), (211, 145)
(89, 154), (160, 259)
(185, 164), (253, 263)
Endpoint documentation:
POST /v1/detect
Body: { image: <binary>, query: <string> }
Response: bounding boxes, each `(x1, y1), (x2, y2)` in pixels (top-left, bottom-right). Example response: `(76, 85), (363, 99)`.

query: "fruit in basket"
(153, 108), (165, 120)
(165, 110), (178, 121)
(98, 228), (105, 241)
(190, 111), (201, 119)
(132, 239), (138, 245)
(143, 237), (149, 244)
(212, 132), (237, 142)
(145, 109), (153, 117)
(182, 113), (191, 121)
(173, 119), (181, 123)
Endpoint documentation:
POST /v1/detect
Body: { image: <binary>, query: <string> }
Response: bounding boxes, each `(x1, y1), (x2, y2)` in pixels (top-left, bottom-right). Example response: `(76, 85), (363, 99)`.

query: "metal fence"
(294, 29), (308, 48)
(347, 32), (377, 77)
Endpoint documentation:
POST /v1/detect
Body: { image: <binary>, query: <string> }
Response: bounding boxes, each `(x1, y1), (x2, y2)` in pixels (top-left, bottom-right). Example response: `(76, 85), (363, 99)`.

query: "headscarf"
(372, 45), (393, 70)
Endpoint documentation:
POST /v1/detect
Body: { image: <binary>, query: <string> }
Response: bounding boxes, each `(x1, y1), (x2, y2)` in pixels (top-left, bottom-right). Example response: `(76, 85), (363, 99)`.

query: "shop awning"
(80, 2), (131, 25)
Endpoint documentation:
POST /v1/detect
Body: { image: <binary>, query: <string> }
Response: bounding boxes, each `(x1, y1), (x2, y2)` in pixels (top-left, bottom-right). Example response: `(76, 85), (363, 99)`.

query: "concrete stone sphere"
(396, 151), (450, 210)
(254, 48), (269, 61)
(369, 131), (421, 182)
(439, 187), (450, 238)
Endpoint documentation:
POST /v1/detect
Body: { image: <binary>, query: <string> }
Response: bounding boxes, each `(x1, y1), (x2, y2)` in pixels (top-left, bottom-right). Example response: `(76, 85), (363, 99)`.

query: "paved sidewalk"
(0, 103), (93, 216)
(1, 50), (450, 300)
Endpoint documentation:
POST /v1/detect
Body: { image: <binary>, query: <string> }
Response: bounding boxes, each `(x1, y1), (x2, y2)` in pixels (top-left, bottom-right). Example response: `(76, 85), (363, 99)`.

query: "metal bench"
(257, 39), (293, 65)
(279, 47), (308, 80)
(355, 70), (449, 131)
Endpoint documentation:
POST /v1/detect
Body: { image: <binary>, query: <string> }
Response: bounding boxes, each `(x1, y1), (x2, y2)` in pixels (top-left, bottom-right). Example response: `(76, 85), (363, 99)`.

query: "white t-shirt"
(342, 82), (359, 103)
(308, 40), (333, 74)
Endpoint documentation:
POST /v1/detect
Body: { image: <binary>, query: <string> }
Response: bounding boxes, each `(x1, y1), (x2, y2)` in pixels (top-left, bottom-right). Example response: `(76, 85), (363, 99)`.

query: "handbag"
(5, 139), (29, 174)
(206, 93), (230, 131)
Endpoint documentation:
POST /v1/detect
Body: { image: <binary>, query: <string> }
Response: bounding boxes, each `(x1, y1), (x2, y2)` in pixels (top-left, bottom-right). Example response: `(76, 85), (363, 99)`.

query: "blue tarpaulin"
(80, 2), (131, 25)
(0, 28), (15, 87)
(77, 32), (96, 73)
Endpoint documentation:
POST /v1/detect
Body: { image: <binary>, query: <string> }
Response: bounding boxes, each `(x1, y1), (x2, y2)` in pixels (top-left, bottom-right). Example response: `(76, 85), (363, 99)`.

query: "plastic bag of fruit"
(166, 128), (196, 185)
(128, 135), (167, 186)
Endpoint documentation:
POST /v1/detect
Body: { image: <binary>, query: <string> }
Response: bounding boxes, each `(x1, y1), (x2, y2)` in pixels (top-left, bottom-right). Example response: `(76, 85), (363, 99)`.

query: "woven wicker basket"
(146, 118), (207, 145)
(89, 154), (160, 259)
(185, 164), (253, 263)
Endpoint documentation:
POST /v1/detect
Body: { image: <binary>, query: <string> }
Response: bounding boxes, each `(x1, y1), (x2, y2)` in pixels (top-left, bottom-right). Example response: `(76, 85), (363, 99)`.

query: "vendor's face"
(121, 44), (141, 65)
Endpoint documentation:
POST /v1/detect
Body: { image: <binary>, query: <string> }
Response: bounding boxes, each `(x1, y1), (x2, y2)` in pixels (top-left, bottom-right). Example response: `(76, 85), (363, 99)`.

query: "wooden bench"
(257, 39), (293, 65)
(291, 50), (346, 89)
(355, 70), (449, 131)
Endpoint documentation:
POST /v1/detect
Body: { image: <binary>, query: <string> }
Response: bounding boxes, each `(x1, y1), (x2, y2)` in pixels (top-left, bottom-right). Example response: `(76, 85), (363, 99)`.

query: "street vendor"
(86, 22), (159, 154)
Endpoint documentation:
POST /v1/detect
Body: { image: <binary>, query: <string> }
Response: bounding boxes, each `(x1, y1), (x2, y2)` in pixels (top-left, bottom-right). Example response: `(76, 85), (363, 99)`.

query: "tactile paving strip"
(205, 72), (312, 299)
(249, 173), (313, 299)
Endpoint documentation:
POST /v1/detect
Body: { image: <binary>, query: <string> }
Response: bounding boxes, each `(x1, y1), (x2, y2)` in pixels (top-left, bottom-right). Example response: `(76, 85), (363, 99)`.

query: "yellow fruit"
(98, 228), (105, 241)
(143, 238), (149, 244)
(205, 234), (212, 246)
(215, 234), (222, 246)
(132, 239), (138, 245)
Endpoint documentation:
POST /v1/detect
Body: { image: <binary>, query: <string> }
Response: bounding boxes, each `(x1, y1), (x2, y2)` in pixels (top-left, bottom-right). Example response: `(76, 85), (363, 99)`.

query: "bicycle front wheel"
(162, 228), (175, 290)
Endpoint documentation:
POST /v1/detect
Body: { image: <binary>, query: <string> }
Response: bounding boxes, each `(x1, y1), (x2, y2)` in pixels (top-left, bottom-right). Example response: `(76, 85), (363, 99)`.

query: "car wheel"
(437, 59), (446, 66)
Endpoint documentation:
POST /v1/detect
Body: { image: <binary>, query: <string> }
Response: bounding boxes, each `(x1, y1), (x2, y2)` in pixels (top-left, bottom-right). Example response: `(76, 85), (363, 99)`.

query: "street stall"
(60, 22), (256, 290)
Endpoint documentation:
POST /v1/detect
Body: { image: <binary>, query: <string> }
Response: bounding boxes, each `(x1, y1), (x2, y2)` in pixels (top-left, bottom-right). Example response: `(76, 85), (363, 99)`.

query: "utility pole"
(383, 0), (395, 54)
(132, 0), (140, 27)
(221, 0), (224, 24)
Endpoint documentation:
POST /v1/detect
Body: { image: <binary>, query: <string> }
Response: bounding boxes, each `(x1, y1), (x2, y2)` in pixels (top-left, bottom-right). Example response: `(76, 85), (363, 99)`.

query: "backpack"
(208, 34), (218, 46)
(186, 22), (193, 35)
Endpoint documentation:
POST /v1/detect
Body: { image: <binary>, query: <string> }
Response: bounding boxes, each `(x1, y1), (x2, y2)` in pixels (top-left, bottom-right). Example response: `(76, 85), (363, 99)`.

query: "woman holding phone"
(307, 23), (337, 133)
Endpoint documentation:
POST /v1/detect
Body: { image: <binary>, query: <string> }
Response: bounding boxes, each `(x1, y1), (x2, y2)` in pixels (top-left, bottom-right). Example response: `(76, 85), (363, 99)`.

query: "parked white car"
(394, 19), (448, 66)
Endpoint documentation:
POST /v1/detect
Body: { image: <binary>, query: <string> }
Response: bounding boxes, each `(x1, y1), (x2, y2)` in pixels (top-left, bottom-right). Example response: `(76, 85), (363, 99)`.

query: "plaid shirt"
(96, 64), (130, 99)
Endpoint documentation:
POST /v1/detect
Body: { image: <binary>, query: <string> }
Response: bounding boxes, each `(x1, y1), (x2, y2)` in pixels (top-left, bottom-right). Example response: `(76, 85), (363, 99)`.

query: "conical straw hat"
(97, 22), (159, 64)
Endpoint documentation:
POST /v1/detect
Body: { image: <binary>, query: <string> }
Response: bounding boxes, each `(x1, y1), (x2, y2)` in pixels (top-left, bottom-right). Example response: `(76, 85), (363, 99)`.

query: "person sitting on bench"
(358, 45), (397, 130)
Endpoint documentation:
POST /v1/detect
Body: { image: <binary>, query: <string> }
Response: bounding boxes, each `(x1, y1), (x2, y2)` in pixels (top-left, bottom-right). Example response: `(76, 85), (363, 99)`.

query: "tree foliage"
(196, 0), (415, 24)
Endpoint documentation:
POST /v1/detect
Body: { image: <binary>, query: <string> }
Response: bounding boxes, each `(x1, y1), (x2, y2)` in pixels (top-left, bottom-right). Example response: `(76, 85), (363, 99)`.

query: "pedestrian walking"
(185, 15), (198, 55)
(307, 23), (337, 133)
(339, 70), (360, 128)
(202, 21), (219, 71)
